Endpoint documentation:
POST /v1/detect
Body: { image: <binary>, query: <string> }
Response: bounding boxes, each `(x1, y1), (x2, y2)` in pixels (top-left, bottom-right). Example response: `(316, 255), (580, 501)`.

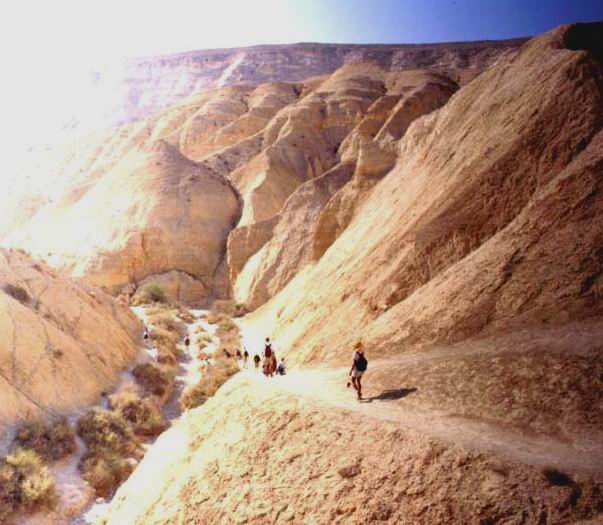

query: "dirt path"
(238, 362), (603, 477)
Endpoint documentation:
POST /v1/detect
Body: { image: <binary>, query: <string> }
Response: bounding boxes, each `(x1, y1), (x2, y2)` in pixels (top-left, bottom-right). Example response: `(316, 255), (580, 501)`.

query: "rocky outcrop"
(244, 23), (603, 365)
(6, 140), (240, 297)
(90, 39), (525, 127)
(234, 161), (355, 309)
(0, 248), (140, 427)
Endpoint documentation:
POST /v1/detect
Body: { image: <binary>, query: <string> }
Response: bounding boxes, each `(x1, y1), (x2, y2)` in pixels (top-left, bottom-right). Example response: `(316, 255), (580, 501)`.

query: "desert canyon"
(0, 21), (602, 525)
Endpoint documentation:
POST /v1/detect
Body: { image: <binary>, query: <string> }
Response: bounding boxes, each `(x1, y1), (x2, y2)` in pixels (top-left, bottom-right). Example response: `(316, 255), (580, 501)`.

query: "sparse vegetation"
(2, 283), (31, 305)
(110, 391), (166, 437)
(180, 356), (239, 411)
(196, 333), (212, 348)
(13, 418), (76, 462)
(147, 311), (184, 335)
(132, 283), (167, 305)
(150, 327), (180, 363)
(77, 409), (141, 497)
(0, 448), (57, 522)
(132, 362), (174, 397)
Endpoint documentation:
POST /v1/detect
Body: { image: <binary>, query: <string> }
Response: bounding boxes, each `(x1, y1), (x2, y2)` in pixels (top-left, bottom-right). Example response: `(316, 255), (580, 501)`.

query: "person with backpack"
(264, 337), (276, 377)
(243, 349), (249, 368)
(276, 358), (286, 376)
(349, 341), (368, 400)
(253, 354), (261, 371)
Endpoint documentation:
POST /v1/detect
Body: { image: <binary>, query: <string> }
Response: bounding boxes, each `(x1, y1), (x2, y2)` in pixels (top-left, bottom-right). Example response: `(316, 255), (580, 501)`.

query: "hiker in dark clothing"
(253, 354), (261, 371)
(236, 349), (242, 361)
(276, 358), (286, 376)
(243, 349), (249, 368)
(349, 341), (368, 400)
(223, 348), (232, 359)
(184, 335), (190, 347)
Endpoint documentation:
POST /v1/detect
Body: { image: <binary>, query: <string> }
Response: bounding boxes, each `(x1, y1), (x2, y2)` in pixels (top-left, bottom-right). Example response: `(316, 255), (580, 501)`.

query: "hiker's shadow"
(361, 387), (417, 403)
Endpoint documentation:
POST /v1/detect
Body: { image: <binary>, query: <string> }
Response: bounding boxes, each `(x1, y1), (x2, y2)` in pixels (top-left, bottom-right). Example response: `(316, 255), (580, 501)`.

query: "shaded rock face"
(94, 39), (525, 126)
(0, 248), (140, 426)
(244, 22), (603, 365)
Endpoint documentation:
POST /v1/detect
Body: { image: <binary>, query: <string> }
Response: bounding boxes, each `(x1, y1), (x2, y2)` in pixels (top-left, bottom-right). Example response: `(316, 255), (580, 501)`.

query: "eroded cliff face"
(0, 248), (141, 427)
(93, 39), (526, 126)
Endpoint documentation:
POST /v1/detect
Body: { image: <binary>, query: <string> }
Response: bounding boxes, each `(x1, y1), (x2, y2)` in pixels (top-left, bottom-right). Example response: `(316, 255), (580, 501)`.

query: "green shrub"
(0, 449), (57, 520)
(13, 418), (76, 462)
(132, 363), (174, 397)
(110, 392), (166, 437)
(132, 283), (167, 305)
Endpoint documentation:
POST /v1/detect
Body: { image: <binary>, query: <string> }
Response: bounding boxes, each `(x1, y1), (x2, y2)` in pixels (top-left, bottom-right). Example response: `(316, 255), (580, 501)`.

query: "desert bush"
(196, 333), (213, 348)
(177, 307), (195, 324)
(180, 357), (239, 411)
(206, 310), (225, 325)
(0, 448), (57, 520)
(132, 283), (167, 305)
(110, 392), (166, 437)
(150, 327), (180, 361)
(216, 316), (237, 333)
(2, 283), (31, 304)
(147, 311), (184, 335)
(132, 363), (174, 397)
(211, 300), (237, 316)
(13, 418), (76, 462)
(77, 409), (141, 497)
(145, 303), (173, 316)
(80, 449), (135, 498)
(77, 409), (139, 458)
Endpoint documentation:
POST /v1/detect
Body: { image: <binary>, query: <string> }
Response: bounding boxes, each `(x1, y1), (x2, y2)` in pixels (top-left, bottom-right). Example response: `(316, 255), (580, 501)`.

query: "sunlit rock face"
(0, 248), (140, 426)
(0, 35), (529, 305)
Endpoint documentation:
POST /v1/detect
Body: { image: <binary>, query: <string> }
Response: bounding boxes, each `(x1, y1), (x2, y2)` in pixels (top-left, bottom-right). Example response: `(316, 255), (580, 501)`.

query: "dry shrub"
(0, 448), (57, 522)
(110, 392), (166, 437)
(150, 327), (180, 361)
(13, 418), (76, 462)
(77, 409), (140, 497)
(177, 307), (195, 324)
(132, 283), (167, 305)
(180, 357), (239, 411)
(194, 325), (207, 335)
(2, 283), (31, 305)
(196, 333), (212, 348)
(147, 312), (184, 335)
(132, 363), (174, 397)
(206, 310), (225, 325)
(80, 449), (135, 498)
(145, 303), (173, 316)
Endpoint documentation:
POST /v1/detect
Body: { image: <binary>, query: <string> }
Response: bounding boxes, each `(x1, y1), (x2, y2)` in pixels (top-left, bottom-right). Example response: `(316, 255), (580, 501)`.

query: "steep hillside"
(102, 372), (603, 524)
(244, 22), (603, 365)
(0, 248), (140, 428)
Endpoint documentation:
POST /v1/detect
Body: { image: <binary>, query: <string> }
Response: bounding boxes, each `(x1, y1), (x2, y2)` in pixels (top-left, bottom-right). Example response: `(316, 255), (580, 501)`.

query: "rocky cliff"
(0, 248), (141, 429)
(93, 38), (526, 126)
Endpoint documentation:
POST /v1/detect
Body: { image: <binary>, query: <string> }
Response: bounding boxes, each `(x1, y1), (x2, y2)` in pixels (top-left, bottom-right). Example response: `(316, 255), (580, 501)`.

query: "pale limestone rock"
(0, 249), (140, 426)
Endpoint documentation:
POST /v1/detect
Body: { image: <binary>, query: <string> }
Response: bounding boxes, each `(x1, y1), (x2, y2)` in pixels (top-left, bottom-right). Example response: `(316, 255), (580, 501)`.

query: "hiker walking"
(184, 335), (191, 347)
(264, 337), (276, 377)
(253, 354), (261, 371)
(243, 349), (249, 368)
(349, 341), (368, 400)
(276, 358), (286, 376)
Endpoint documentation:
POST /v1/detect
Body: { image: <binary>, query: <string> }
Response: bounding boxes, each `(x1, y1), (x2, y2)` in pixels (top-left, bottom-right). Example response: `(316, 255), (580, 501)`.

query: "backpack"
(355, 352), (368, 372)
(265, 344), (273, 358)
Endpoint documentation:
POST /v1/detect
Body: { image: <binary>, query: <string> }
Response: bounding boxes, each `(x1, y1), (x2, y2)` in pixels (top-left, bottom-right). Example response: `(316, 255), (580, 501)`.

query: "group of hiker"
(144, 323), (368, 399)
